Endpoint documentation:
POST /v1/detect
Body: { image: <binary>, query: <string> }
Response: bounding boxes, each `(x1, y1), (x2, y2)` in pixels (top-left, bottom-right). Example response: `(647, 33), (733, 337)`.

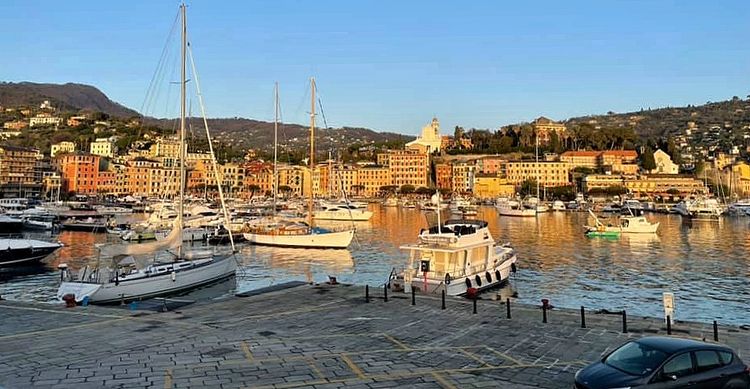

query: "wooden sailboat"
(56, 5), (236, 304)
(243, 79), (355, 248)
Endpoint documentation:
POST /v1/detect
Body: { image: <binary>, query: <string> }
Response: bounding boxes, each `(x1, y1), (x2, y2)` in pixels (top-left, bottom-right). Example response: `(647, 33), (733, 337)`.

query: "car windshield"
(604, 341), (669, 376)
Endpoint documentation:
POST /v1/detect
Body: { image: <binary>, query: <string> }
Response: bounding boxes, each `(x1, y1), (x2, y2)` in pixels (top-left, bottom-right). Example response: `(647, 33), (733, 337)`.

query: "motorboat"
(390, 219), (517, 296)
(496, 200), (536, 217)
(313, 204), (373, 221)
(673, 198), (724, 220)
(383, 197), (399, 207)
(552, 200), (566, 211)
(61, 217), (107, 232)
(0, 239), (62, 267)
(0, 215), (23, 233)
(727, 199), (750, 216)
(584, 210), (659, 236)
(22, 215), (55, 231)
(621, 199), (644, 215)
(600, 202), (622, 213)
(154, 226), (212, 242)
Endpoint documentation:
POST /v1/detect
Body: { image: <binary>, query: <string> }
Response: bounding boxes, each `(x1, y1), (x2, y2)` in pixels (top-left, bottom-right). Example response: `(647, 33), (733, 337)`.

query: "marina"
(1, 204), (749, 326)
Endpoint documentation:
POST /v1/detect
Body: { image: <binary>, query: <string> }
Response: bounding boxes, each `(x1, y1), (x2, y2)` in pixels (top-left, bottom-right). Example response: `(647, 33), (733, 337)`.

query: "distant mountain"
(565, 96), (750, 138)
(146, 117), (412, 154)
(0, 82), (140, 118)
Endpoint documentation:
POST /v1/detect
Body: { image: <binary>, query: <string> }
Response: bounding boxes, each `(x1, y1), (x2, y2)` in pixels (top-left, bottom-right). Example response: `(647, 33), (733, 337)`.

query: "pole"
(666, 316), (672, 335)
(273, 82), (279, 216)
(713, 320), (718, 342)
(506, 298), (511, 319)
(580, 306), (586, 328)
(542, 303), (548, 323)
(383, 284), (388, 302)
(365, 285), (369, 303)
(441, 290), (446, 310)
(308, 78), (316, 228)
(622, 310), (628, 333)
(411, 287), (415, 306)
(472, 298), (477, 314)
(177, 3), (186, 258)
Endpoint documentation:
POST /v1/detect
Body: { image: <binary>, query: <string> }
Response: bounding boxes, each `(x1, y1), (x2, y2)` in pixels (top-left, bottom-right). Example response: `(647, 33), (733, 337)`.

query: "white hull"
(57, 255), (236, 304)
(155, 227), (210, 242)
(242, 229), (354, 249)
(497, 207), (536, 217)
(313, 210), (373, 221)
(408, 258), (516, 296)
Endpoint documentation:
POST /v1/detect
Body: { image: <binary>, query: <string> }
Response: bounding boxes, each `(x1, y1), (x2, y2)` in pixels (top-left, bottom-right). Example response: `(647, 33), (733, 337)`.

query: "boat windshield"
(604, 341), (668, 376)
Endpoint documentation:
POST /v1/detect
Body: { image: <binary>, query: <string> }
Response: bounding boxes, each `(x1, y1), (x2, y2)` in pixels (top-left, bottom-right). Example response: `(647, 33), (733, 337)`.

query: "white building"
(406, 117), (443, 154)
(90, 137), (116, 158)
(29, 115), (62, 127)
(651, 149), (679, 175)
(51, 141), (76, 157)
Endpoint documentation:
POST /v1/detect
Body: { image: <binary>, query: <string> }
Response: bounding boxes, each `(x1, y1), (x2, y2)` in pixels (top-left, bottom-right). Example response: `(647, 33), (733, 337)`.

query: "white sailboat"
(56, 5), (236, 304)
(243, 79), (355, 248)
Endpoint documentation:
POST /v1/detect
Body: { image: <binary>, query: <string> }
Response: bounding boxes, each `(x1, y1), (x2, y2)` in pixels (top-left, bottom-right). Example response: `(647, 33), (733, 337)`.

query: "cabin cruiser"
(61, 217), (107, 232)
(551, 200), (566, 211)
(0, 238), (62, 267)
(496, 198), (536, 217)
(390, 219), (517, 296)
(727, 199), (750, 216)
(672, 198), (724, 220)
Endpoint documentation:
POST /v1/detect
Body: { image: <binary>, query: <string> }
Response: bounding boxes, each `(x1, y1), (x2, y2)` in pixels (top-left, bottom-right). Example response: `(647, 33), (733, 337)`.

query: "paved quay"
(1, 283), (748, 389)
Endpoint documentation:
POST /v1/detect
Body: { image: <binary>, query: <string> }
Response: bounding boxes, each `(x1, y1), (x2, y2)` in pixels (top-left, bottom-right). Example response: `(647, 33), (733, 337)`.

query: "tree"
(414, 186), (433, 195)
(379, 185), (399, 194)
(454, 126), (464, 144)
(641, 147), (656, 171)
(399, 185), (415, 195)
(519, 179), (537, 197)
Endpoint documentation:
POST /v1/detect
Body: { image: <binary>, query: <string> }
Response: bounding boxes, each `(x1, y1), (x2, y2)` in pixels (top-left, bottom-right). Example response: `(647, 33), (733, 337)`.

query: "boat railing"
(418, 234), (458, 245)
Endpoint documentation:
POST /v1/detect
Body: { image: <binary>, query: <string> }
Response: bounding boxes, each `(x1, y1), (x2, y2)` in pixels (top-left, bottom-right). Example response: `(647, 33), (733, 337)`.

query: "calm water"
(1, 206), (748, 325)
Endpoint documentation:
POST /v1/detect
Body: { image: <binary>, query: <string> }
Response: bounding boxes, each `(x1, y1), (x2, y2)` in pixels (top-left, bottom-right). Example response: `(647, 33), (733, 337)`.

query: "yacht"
(383, 197), (399, 207)
(551, 200), (566, 211)
(390, 219), (517, 296)
(60, 217), (107, 232)
(314, 204), (373, 221)
(0, 239), (62, 267)
(496, 199), (536, 217)
(621, 199), (644, 215)
(673, 198), (724, 220)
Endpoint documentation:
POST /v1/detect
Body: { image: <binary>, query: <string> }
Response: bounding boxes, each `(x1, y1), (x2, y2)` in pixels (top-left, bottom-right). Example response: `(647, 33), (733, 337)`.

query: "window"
(662, 353), (693, 378)
(718, 351), (733, 366)
(605, 341), (669, 376)
(694, 350), (722, 372)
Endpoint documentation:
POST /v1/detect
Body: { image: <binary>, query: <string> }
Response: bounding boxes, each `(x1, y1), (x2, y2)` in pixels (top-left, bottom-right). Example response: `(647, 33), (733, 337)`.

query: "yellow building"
(405, 117), (443, 154)
(503, 161), (570, 187)
(357, 166), (391, 197)
(584, 174), (707, 198)
(473, 175), (515, 199)
(0, 146), (42, 198)
(90, 138), (115, 158)
(560, 151), (600, 170)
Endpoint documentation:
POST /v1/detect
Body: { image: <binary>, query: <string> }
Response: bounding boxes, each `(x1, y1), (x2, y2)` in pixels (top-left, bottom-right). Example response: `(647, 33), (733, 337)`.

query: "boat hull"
(242, 229), (354, 249)
(402, 256), (517, 296)
(56, 254), (237, 304)
(0, 240), (62, 267)
(497, 208), (536, 217)
(313, 211), (373, 221)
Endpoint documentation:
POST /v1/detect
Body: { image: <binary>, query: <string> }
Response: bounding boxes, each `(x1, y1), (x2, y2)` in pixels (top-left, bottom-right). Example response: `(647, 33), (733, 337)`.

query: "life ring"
(485, 272), (492, 283)
(475, 275), (482, 287)
(445, 273), (452, 285)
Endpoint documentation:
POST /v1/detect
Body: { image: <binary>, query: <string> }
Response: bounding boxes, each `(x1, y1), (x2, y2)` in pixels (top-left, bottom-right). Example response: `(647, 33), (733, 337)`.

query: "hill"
(0, 82), (140, 118)
(565, 96), (750, 138)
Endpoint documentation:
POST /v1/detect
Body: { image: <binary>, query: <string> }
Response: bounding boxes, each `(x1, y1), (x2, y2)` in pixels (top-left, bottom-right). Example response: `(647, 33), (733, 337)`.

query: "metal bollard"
(365, 285), (369, 303)
(384, 285), (388, 302)
(580, 306), (586, 328)
(713, 320), (719, 342)
(411, 287), (416, 306)
(441, 290), (446, 310)
(506, 298), (511, 319)
(542, 304), (547, 323)
(666, 316), (672, 335)
(622, 310), (628, 333)
(473, 298), (477, 314)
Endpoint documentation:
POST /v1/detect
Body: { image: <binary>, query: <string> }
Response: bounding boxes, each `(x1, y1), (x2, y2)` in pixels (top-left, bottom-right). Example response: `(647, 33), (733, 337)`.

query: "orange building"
(55, 153), (101, 195)
(435, 163), (452, 190)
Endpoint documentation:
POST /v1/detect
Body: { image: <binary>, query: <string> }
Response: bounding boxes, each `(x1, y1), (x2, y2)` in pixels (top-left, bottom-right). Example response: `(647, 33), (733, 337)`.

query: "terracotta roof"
(560, 151), (601, 157)
(601, 150), (638, 157)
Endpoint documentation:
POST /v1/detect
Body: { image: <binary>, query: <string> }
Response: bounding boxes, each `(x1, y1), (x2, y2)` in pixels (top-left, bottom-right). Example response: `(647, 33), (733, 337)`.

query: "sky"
(1, 1), (749, 136)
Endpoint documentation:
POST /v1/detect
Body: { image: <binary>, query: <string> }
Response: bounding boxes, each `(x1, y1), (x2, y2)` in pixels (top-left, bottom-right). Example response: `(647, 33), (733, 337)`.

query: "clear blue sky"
(1, 1), (749, 136)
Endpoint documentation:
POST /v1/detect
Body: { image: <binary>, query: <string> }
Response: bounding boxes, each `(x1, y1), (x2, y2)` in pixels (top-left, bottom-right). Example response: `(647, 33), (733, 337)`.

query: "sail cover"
(99, 219), (182, 258)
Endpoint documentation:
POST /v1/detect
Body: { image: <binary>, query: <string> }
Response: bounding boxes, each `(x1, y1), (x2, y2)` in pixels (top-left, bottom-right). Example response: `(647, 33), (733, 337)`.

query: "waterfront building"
(560, 151), (600, 170)
(51, 141), (76, 157)
(405, 117), (443, 154)
(29, 114), (62, 127)
(150, 137), (181, 159)
(357, 165), (390, 197)
(90, 137), (116, 158)
(561, 150), (638, 173)
(583, 174), (707, 198)
(476, 156), (506, 175)
(532, 116), (566, 145)
(651, 149), (679, 174)
(451, 161), (476, 193)
(435, 163), (452, 190)
(55, 153), (101, 195)
(473, 174), (515, 199)
(0, 146), (43, 198)
(503, 161), (571, 187)
(723, 162), (750, 197)
(41, 172), (61, 201)
(377, 149), (429, 189)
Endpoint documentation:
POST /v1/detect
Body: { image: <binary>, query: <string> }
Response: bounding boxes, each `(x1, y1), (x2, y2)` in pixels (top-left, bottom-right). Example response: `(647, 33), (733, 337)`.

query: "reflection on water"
(1, 206), (748, 325)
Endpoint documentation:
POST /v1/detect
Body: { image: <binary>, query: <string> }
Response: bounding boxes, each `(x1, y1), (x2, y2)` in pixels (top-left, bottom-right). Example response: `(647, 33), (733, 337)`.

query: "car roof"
(634, 336), (731, 354)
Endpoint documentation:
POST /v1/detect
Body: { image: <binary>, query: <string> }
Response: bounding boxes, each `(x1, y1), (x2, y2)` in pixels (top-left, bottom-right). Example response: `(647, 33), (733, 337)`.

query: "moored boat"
(0, 239), (63, 267)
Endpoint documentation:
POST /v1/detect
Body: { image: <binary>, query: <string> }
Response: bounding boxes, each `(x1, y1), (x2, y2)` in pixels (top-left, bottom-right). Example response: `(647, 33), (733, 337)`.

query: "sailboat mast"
(178, 4), (186, 241)
(308, 77), (316, 227)
(273, 82), (279, 215)
(535, 131), (540, 199)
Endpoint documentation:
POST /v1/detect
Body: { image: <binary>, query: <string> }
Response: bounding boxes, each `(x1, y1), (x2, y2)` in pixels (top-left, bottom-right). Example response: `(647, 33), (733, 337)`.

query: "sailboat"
(242, 79), (355, 249)
(56, 5), (237, 304)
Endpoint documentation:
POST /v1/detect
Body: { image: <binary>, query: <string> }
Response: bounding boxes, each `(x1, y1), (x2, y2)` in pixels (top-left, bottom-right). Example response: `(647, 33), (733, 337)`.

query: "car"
(574, 336), (750, 389)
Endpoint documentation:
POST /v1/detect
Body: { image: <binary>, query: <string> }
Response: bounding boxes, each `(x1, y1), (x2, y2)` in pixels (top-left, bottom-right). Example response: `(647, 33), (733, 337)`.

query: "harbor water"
(1, 205), (748, 325)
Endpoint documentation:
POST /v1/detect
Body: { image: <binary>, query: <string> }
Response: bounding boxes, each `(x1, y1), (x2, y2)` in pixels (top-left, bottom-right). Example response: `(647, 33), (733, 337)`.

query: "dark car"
(575, 336), (750, 389)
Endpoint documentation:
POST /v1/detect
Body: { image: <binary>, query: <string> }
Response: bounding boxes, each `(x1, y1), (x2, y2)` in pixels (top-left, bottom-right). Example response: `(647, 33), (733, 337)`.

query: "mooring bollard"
(473, 298), (477, 314)
(384, 285), (388, 302)
(541, 299), (549, 323)
(365, 285), (369, 303)
(441, 290), (446, 310)
(713, 320), (719, 342)
(622, 310), (628, 333)
(411, 287), (416, 306)
(580, 306), (586, 328)
(506, 298), (511, 319)
(666, 316), (672, 335)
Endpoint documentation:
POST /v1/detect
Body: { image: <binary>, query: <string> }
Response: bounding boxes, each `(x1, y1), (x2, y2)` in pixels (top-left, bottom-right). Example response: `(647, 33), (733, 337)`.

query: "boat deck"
(0, 283), (747, 388)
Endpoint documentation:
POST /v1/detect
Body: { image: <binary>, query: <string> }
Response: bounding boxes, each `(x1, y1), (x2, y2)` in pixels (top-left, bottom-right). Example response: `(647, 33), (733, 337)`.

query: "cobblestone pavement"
(0, 283), (748, 388)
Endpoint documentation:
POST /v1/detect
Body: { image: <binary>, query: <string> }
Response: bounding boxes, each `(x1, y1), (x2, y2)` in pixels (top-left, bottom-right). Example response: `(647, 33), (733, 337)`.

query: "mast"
(273, 82), (279, 215)
(535, 131), (540, 200)
(308, 77), (316, 227)
(178, 3), (187, 255)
